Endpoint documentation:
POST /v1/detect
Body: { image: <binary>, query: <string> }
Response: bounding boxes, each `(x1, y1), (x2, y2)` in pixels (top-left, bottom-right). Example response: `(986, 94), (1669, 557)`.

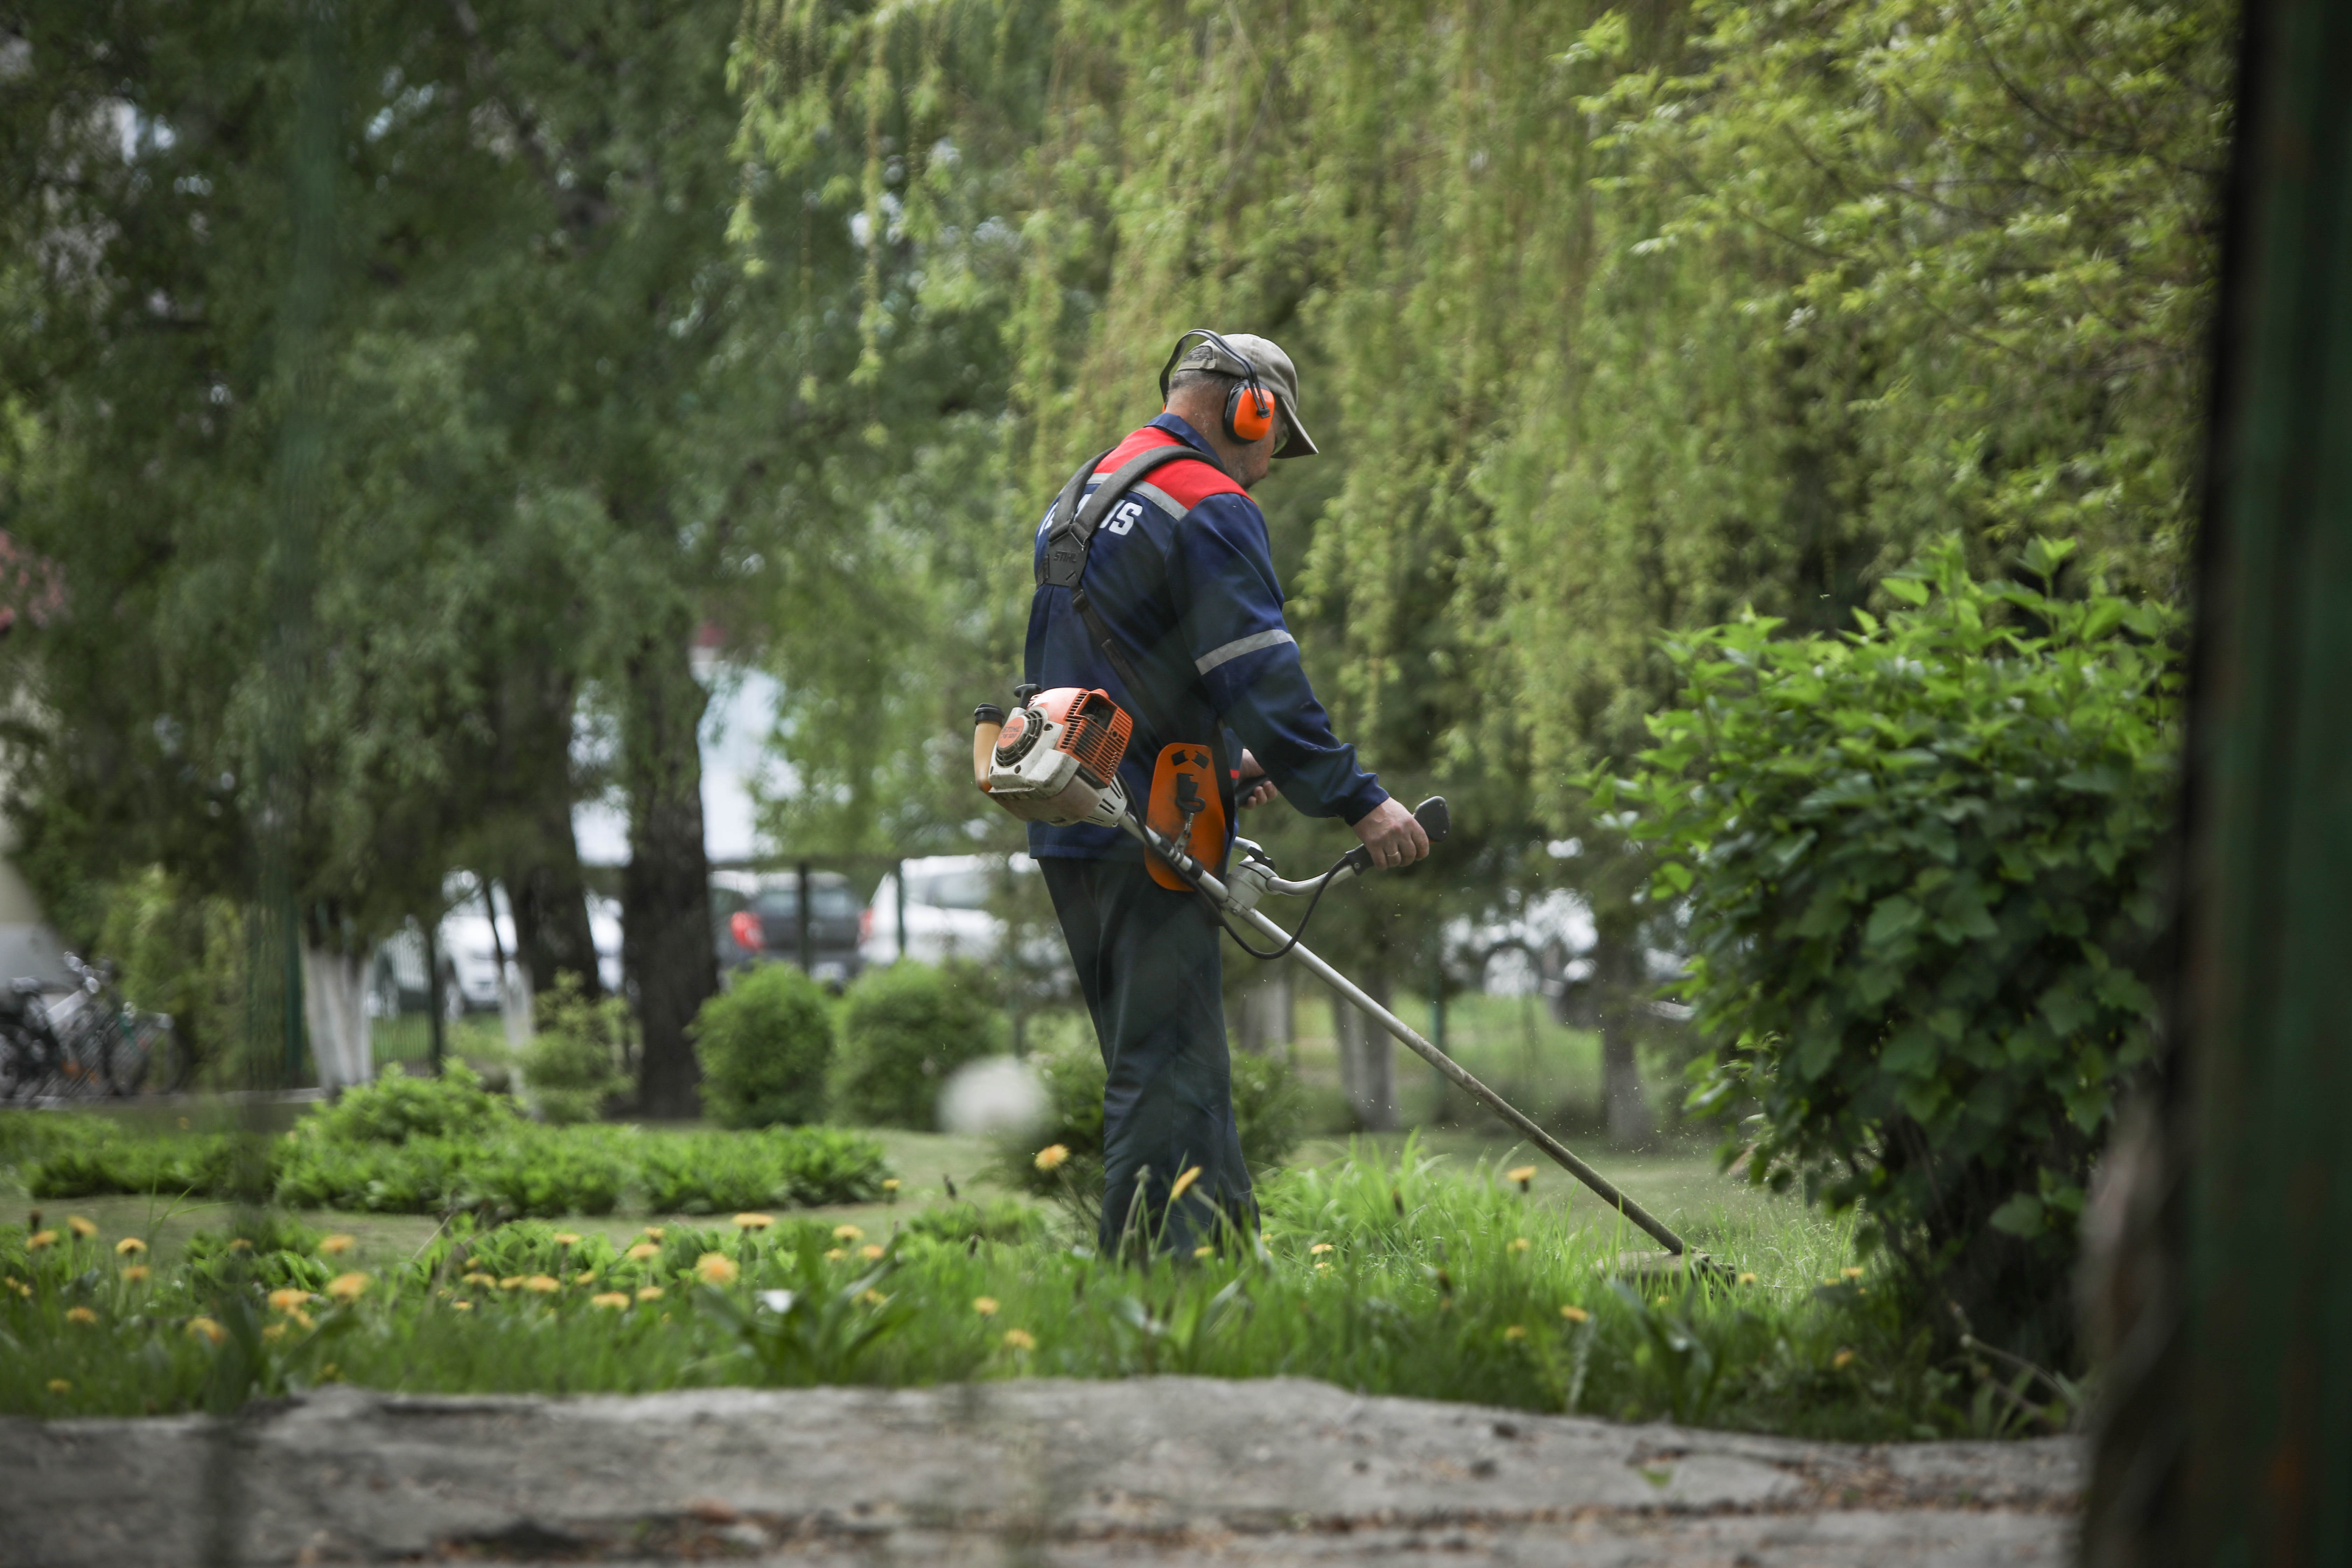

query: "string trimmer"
(972, 687), (1698, 1261)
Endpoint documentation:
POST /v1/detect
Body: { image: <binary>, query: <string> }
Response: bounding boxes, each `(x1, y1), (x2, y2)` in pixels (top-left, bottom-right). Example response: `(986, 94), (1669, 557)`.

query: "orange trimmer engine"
(971, 687), (1135, 827)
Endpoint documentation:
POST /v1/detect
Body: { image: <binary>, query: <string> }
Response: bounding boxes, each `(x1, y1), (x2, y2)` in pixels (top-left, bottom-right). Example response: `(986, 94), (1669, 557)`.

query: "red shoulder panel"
(1095, 427), (1245, 511)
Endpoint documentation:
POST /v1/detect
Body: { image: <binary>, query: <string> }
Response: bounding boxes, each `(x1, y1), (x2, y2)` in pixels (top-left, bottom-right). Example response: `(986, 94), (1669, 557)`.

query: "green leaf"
(1863, 895), (1923, 946)
(1987, 1194), (2047, 1238)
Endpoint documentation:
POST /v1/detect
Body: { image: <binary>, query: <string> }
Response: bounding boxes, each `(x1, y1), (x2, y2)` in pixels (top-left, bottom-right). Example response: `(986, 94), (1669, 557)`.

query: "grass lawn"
(1, 1088), (2045, 1443)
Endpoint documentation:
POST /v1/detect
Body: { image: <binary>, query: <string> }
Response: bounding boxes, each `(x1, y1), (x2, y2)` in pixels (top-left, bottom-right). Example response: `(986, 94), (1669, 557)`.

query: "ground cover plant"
(0, 1139), (2071, 1440)
(0, 1068), (890, 1218)
(1602, 539), (2179, 1368)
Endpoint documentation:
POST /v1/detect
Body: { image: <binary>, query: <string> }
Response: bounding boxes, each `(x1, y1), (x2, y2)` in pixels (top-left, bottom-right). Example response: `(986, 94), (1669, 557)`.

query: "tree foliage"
(1600, 539), (2181, 1363)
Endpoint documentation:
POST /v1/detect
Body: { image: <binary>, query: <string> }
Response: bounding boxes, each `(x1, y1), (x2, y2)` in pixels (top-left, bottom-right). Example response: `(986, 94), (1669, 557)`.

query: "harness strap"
(1036, 439), (1235, 750)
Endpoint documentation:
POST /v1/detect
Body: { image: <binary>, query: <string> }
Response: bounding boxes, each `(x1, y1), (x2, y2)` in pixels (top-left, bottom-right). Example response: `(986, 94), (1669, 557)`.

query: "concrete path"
(2, 1378), (2078, 1566)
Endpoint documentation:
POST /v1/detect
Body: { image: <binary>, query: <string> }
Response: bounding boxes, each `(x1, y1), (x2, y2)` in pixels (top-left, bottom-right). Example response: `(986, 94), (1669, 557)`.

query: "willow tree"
(732, 0), (2226, 1128)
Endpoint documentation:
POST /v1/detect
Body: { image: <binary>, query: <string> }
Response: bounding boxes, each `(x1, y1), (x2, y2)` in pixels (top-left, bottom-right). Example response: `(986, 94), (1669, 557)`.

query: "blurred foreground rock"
(2, 1377), (2077, 1566)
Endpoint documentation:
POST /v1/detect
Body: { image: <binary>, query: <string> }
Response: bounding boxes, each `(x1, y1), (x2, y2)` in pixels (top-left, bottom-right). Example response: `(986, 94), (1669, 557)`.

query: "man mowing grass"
(1020, 329), (1428, 1255)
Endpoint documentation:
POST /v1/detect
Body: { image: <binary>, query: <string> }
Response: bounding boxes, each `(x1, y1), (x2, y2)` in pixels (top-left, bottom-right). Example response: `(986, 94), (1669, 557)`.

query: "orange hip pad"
(1146, 742), (1227, 891)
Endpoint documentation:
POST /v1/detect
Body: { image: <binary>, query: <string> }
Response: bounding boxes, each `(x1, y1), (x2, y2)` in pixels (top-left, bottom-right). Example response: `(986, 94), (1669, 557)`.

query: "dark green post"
(2087, 1), (2352, 1561)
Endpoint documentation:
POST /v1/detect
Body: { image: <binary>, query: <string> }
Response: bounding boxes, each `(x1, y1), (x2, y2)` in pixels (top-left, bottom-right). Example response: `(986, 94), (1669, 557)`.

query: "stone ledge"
(0, 1378), (2080, 1567)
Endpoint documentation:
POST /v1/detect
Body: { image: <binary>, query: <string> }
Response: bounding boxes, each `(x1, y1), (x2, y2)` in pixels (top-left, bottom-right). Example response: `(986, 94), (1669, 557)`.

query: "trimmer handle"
(1339, 796), (1450, 876)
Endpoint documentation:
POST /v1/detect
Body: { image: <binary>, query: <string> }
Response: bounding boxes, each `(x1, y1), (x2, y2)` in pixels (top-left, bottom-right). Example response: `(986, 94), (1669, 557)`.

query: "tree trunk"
(499, 665), (603, 1000)
(621, 618), (716, 1118)
(1595, 930), (1655, 1147)
(1332, 971), (1396, 1130)
(1234, 966), (1295, 1056)
(300, 945), (372, 1090)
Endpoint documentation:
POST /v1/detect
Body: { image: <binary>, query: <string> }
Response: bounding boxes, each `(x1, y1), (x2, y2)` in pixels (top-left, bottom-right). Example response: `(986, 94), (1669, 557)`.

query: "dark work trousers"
(1042, 855), (1256, 1255)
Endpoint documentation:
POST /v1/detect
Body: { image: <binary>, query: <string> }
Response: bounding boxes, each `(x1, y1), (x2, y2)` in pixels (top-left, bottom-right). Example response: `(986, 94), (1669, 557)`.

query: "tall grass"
(0, 1139), (2058, 1439)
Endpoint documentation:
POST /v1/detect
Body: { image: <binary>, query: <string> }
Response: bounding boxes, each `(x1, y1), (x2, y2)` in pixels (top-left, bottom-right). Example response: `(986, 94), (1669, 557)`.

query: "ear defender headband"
(1159, 328), (1279, 448)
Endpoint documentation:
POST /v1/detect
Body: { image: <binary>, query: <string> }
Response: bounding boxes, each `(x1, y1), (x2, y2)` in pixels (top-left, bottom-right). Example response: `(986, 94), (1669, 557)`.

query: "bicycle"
(0, 954), (183, 1101)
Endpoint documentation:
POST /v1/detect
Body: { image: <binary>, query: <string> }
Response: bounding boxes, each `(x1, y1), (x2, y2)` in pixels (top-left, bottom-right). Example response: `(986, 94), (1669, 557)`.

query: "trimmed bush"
(830, 961), (1002, 1129)
(306, 1059), (514, 1143)
(1603, 538), (2179, 1366)
(519, 974), (633, 1124)
(691, 963), (835, 1129)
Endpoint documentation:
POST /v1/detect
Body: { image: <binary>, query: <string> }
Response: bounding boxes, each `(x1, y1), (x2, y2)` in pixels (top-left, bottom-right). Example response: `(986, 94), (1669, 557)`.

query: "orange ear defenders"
(1158, 328), (1278, 448)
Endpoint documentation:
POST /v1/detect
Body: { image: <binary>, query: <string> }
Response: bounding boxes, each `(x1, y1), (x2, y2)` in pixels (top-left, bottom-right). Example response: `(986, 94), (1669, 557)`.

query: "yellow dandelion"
(1034, 1144), (1070, 1172)
(1833, 1348), (1857, 1371)
(522, 1275), (560, 1294)
(1002, 1328), (1036, 1352)
(641, 1226), (666, 1240)
(1505, 1165), (1538, 1192)
(27, 1229), (57, 1250)
(115, 1237), (147, 1256)
(47, 1379), (70, 1394)
(450, 1300), (473, 1312)
(186, 1316), (226, 1346)
(881, 1178), (901, 1197)
(859, 1244), (884, 1261)
(575, 1269), (598, 1284)
(590, 1292), (631, 1310)
(734, 1213), (775, 1231)
(1167, 1166), (1203, 1204)
(624, 1242), (660, 1262)
(462, 1272), (498, 1287)
(1738, 1272), (1758, 1286)
(268, 1287), (310, 1314)
(1842, 1266), (1865, 1281)
(1308, 1242), (1334, 1256)
(67, 1216), (97, 1239)
(122, 1265), (150, 1284)
(694, 1253), (739, 1286)
(858, 1288), (887, 1308)
(1508, 1237), (1531, 1254)
(261, 1322), (290, 1344)
(66, 1306), (97, 1325)
(636, 1286), (664, 1302)
(227, 1238), (253, 1253)
(499, 1276), (526, 1290)
(831, 1224), (863, 1242)
(552, 1231), (583, 1247)
(319, 1234), (356, 1256)
(326, 1272), (372, 1303)
(1503, 1324), (1528, 1342)
(972, 1296), (1000, 1316)
(824, 1247), (847, 1262)
(1193, 1245), (1214, 1259)
(1560, 1304), (1590, 1324)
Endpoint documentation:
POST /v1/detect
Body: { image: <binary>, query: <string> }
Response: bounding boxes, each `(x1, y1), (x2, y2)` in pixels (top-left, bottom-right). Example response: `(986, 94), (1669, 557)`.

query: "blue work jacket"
(1022, 413), (1388, 861)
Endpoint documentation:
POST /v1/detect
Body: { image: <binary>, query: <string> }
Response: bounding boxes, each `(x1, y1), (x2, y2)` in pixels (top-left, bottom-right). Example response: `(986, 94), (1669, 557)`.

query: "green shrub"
(691, 964), (835, 1128)
(29, 1135), (249, 1200)
(519, 974), (633, 1124)
(1601, 538), (2180, 1366)
(1231, 1050), (1306, 1173)
(637, 1131), (793, 1213)
(304, 1059), (514, 1144)
(774, 1126), (890, 1206)
(830, 961), (1002, 1129)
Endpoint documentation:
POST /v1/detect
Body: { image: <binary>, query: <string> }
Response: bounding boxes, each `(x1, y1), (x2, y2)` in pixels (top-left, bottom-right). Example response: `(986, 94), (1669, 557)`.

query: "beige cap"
(1172, 332), (1319, 457)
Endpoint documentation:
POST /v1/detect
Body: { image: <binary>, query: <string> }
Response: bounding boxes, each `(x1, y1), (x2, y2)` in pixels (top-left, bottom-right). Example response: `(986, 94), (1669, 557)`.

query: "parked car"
(859, 856), (1002, 968)
(369, 886), (624, 1018)
(713, 870), (864, 988)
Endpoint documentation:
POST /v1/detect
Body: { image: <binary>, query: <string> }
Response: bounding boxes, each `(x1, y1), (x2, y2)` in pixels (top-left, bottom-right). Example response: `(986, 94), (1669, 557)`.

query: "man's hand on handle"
(1237, 748), (1279, 809)
(1351, 797), (1430, 870)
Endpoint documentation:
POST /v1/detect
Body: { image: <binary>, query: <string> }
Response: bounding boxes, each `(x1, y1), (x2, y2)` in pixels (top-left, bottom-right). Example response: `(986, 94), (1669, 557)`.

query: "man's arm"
(1172, 493), (1392, 825)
